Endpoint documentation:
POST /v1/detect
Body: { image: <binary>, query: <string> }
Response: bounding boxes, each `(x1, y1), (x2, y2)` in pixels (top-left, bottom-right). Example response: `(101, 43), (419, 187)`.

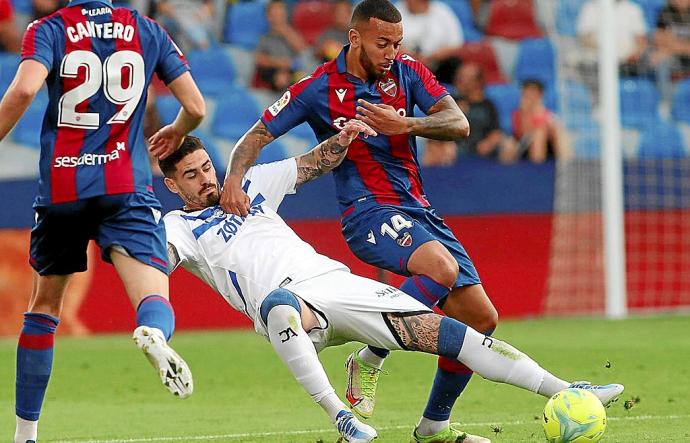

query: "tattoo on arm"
(409, 96), (469, 141)
(167, 242), (181, 274)
(385, 312), (442, 353)
(226, 121), (275, 180)
(295, 135), (348, 187)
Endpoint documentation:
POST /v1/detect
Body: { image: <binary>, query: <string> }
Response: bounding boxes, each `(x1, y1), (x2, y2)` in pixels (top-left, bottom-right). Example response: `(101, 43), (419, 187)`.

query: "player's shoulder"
(24, 8), (62, 33)
(395, 53), (427, 72)
(288, 62), (331, 97)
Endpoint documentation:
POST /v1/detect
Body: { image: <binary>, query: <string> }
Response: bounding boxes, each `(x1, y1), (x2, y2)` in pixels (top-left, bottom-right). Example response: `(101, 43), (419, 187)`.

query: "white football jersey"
(164, 158), (348, 336)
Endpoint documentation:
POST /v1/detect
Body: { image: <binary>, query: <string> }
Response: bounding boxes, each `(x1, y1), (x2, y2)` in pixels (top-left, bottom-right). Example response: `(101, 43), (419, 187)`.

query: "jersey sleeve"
(260, 78), (313, 138)
(149, 19), (189, 85)
(401, 55), (449, 114)
(20, 20), (53, 71)
(164, 212), (200, 266)
(242, 158), (298, 211)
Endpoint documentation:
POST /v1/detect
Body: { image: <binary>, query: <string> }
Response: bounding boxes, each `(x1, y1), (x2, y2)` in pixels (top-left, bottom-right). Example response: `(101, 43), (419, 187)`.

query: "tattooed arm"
(295, 119), (376, 187)
(220, 120), (276, 216)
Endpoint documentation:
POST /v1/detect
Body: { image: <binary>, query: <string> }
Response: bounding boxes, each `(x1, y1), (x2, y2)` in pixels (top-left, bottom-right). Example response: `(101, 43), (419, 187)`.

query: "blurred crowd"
(1, 0), (689, 168)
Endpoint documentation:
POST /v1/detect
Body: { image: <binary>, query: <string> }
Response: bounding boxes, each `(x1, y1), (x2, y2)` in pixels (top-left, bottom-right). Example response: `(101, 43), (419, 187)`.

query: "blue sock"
(422, 320), (494, 421)
(136, 295), (174, 341)
(400, 275), (449, 308)
(16, 313), (59, 421)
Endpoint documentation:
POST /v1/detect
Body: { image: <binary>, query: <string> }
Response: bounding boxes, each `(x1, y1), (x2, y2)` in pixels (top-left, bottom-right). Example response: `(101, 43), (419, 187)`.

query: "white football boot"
(335, 410), (378, 442)
(569, 381), (624, 406)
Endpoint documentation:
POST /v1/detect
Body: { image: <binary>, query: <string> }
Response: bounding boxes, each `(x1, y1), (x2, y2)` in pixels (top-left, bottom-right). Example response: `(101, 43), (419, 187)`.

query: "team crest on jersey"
(397, 232), (413, 247)
(268, 91), (291, 117)
(378, 78), (397, 97)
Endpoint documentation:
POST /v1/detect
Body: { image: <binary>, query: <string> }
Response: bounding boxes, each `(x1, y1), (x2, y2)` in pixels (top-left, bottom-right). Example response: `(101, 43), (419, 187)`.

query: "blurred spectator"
(397, 0), (464, 84)
(0, 0), (21, 52)
(577, 0), (652, 81)
(254, 0), (307, 91)
(155, 0), (218, 51)
(654, 0), (690, 101)
(503, 79), (570, 164)
(32, 0), (67, 20)
(314, 0), (351, 63)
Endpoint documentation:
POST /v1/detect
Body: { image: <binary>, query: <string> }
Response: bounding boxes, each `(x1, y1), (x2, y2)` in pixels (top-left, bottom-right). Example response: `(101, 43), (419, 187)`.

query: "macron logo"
(335, 88), (347, 103)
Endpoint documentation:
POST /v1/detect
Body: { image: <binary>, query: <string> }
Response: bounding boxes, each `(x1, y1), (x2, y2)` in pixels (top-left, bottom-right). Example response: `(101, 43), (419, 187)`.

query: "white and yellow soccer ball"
(542, 388), (607, 442)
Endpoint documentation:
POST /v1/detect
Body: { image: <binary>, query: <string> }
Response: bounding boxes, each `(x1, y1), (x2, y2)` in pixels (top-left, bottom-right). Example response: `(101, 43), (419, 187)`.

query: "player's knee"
(476, 307), (499, 336)
(425, 258), (459, 288)
(260, 288), (301, 324)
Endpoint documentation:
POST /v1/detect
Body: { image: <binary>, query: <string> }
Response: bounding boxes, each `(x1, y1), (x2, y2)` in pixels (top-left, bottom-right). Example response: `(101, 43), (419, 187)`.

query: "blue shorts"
(30, 193), (168, 276)
(341, 200), (481, 289)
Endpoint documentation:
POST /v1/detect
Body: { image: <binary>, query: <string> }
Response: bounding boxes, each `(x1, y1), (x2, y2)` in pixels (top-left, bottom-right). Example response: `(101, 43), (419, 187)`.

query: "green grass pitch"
(1, 315), (689, 442)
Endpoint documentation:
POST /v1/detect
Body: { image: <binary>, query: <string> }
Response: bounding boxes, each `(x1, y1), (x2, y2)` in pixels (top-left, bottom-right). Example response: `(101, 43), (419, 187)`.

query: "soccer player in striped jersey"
(162, 133), (624, 443)
(0, 1), (205, 441)
(219, 0), (496, 441)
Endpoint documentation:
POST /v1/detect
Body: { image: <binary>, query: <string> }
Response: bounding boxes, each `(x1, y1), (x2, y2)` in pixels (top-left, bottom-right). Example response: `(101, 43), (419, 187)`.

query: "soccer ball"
(542, 388), (607, 442)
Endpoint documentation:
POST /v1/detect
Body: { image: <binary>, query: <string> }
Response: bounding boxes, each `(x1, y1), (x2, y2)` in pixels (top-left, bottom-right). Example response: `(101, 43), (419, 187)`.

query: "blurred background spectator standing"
(314, 0), (351, 62)
(0, 0), (20, 53)
(654, 0), (690, 102)
(155, 0), (218, 51)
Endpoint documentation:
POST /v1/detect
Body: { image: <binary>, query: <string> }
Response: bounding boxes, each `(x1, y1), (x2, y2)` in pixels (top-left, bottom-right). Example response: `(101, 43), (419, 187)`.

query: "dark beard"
(359, 46), (386, 80)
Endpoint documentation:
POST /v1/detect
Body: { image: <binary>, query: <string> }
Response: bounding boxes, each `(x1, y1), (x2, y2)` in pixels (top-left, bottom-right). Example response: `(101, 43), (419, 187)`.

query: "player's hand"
(336, 119), (377, 146)
(356, 99), (410, 135)
(148, 124), (184, 160)
(220, 176), (251, 217)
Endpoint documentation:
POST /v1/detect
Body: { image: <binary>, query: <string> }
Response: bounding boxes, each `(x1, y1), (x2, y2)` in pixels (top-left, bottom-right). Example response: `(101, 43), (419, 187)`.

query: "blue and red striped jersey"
(261, 45), (448, 211)
(20, 0), (189, 205)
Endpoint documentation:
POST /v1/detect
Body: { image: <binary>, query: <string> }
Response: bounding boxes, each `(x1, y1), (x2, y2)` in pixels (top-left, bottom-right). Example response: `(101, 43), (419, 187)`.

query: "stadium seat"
(555, 0), (587, 37)
(671, 79), (690, 125)
(257, 140), (288, 163)
(485, 83), (520, 134)
(438, 0), (483, 42)
(291, 1), (333, 45)
(631, 0), (665, 32)
(619, 78), (660, 129)
(561, 81), (593, 128)
(10, 0), (32, 14)
(514, 38), (556, 89)
(0, 53), (20, 93)
(211, 85), (262, 141)
(13, 95), (48, 149)
(186, 48), (236, 97)
(224, 2), (268, 49)
(457, 40), (505, 84)
(287, 121), (318, 146)
(637, 121), (686, 158)
(156, 94), (181, 126)
(484, 0), (543, 40)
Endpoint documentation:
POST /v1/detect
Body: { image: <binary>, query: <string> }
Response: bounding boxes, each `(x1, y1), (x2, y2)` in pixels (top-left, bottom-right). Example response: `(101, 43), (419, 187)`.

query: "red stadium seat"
(291, 0), (334, 45)
(485, 0), (543, 41)
(457, 40), (506, 84)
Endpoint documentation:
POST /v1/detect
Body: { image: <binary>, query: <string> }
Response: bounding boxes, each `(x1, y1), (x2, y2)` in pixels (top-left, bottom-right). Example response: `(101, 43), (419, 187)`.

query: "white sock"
(457, 327), (548, 393)
(416, 417), (449, 436)
(266, 305), (345, 422)
(15, 416), (38, 443)
(358, 347), (386, 369)
(537, 373), (570, 397)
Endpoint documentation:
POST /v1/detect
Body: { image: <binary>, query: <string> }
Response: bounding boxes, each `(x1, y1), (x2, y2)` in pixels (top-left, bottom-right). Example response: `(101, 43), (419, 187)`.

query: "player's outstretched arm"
(0, 60), (47, 142)
(220, 121), (276, 216)
(295, 119), (376, 188)
(356, 95), (469, 141)
(148, 72), (206, 160)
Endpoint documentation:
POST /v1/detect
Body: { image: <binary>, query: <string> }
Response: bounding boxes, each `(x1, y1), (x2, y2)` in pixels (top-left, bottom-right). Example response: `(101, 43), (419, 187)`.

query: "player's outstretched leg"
(132, 296), (192, 398)
(261, 289), (377, 443)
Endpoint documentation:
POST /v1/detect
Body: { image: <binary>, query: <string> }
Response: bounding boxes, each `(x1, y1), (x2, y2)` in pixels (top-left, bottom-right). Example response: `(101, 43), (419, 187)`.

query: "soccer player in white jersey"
(156, 124), (624, 443)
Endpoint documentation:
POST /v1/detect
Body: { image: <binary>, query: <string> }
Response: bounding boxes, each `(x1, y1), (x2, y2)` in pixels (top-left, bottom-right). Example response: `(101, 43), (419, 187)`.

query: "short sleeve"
(21, 20), (53, 71)
(242, 158), (298, 211)
(260, 78), (313, 138)
(400, 55), (449, 114)
(164, 212), (200, 264)
(150, 19), (189, 85)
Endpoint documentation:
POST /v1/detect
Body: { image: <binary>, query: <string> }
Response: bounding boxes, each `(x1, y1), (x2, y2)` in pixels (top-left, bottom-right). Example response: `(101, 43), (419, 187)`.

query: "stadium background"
(1, 0), (689, 339)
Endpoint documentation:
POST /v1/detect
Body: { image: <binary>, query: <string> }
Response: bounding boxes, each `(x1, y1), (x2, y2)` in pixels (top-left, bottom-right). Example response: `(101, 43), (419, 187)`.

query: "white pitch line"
(50, 414), (690, 443)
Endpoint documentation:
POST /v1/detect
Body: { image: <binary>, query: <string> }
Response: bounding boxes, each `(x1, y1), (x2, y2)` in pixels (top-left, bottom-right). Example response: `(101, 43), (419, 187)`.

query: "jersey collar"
(336, 45), (349, 74)
(69, 0), (112, 7)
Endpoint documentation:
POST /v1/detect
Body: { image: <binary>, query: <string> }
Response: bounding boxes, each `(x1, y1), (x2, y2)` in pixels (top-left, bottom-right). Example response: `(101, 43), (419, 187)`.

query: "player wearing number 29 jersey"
(22, 0), (188, 205)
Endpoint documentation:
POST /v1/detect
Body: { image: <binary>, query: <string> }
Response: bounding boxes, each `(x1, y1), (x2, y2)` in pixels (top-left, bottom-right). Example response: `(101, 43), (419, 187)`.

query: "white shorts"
(284, 270), (432, 352)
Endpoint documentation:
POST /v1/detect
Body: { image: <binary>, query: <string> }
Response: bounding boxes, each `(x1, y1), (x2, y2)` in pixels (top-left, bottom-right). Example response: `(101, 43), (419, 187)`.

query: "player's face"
(166, 149), (220, 211)
(354, 18), (403, 78)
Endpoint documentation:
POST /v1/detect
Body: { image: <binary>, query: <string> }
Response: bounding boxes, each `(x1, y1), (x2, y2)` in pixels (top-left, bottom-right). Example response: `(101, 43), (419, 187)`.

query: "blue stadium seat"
(485, 83), (520, 134)
(13, 95), (48, 149)
(10, 0), (33, 14)
(287, 122), (318, 146)
(156, 94), (181, 126)
(573, 122), (601, 159)
(438, 0), (483, 42)
(513, 38), (556, 89)
(0, 53), (20, 93)
(638, 121), (685, 158)
(631, 0), (665, 32)
(620, 78), (660, 129)
(561, 81), (592, 128)
(257, 140), (288, 164)
(671, 79), (690, 125)
(186, 48), (236, 97)
(224, 2), (268, 49)
(555, 0), (586, 37)
(211, 85), (262, 141)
